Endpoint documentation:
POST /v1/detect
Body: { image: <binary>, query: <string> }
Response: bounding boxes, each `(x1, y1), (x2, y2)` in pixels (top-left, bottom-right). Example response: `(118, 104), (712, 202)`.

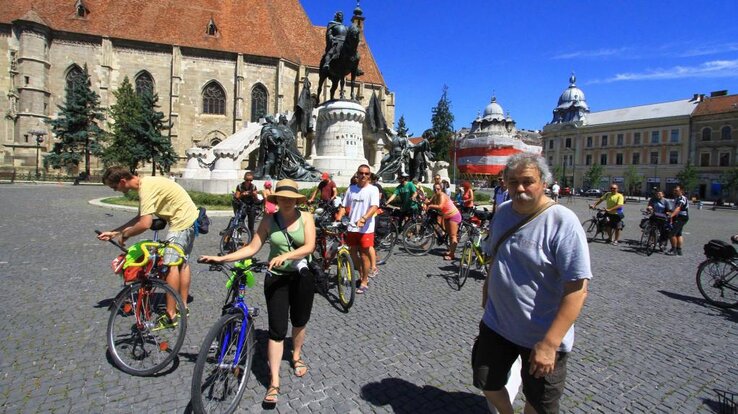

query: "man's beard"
(513, 192), (533, 201)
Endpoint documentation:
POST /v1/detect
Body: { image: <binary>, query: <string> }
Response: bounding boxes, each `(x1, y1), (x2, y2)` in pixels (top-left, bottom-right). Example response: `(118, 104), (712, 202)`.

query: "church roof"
(0, 0), (385, 85)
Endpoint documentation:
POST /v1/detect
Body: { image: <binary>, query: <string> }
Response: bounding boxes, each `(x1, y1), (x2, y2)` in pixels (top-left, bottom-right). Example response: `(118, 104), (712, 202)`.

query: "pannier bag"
(374, 213), (392, 237)
(703, 239), (737, 260)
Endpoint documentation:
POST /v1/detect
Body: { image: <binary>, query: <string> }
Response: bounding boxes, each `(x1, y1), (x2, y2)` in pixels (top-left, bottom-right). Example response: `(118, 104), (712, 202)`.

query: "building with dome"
(0, 0), (394, 176)
(551, 74), (589, 124)
(454, 95), (542, 183)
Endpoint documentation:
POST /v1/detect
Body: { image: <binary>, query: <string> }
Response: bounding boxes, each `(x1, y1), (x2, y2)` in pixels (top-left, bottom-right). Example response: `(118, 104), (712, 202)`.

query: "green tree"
(624, 165), (644, 196)
(430, 85), (455, 162)
(44, 64), (106, 176)
(396, 115), (411, 137)
(720, 168), (738, 201)
(139, 91), (176, 175)
(104, 77), (146, 172)
(676, 162), (698, 194)
(584, 163), (603, 190)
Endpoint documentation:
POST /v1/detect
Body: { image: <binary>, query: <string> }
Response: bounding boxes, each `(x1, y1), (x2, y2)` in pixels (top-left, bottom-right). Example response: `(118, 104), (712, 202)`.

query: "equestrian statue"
(317, 11), (363, 102)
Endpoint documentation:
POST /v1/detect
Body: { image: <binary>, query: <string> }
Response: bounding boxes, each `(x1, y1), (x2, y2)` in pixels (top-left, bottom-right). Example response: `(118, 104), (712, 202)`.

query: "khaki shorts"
(163, 225), (195, 264)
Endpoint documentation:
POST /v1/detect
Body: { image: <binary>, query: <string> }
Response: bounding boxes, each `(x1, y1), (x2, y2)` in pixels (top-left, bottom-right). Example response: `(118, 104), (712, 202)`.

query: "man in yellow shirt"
(590, 184), (625, 245)
(98, 166), (199, 327)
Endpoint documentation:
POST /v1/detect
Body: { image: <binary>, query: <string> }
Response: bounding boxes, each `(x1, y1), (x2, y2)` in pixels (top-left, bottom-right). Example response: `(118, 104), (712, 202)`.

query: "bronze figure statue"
(318, 11), (363, 102)
(254, 114), (322, 182)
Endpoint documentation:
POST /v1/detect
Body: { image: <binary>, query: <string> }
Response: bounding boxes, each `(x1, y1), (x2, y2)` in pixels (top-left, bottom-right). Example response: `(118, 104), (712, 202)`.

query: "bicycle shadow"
(702, 389), (738, 413)
(360, 377), (489, 413)
(658, 290), (738, 323)
(316, 285), (349, 314)
(426, 264), (461, 290)
(105, 348), (181, 377)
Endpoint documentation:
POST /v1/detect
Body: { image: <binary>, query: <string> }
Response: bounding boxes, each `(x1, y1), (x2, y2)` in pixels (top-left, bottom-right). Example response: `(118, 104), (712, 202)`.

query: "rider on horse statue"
(323, 12), (347, 72)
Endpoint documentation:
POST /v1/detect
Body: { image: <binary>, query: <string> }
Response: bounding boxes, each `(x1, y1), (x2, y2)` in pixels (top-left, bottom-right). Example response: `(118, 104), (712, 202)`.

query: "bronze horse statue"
(317, 23), (362, 102)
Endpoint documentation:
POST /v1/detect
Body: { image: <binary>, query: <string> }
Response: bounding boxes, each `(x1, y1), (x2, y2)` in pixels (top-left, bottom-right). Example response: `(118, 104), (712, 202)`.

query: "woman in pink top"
(262, 181), (277, 214)
(461, 181), (474, 211)
(427, 183), (462, 261)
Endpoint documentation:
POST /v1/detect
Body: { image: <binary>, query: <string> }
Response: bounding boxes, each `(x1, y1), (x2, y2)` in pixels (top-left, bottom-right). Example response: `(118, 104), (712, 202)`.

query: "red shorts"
(345, 231), (374, 249)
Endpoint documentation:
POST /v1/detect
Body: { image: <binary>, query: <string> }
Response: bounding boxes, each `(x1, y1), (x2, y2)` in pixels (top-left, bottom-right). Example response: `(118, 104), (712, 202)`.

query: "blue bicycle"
(191, 258), (267, 414)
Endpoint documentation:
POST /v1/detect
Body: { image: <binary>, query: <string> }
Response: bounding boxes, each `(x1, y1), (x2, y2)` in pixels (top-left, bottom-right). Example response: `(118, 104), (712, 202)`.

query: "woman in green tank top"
(199, 179), (316, 404)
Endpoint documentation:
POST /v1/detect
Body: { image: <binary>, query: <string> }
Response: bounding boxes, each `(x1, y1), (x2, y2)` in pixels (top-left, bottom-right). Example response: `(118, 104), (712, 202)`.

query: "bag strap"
(273, 213), (297, 251)
(492, 201), (555, 256)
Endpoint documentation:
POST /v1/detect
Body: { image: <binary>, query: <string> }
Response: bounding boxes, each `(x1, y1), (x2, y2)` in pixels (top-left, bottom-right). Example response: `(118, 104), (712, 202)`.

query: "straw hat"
(266, 179), (306, 203)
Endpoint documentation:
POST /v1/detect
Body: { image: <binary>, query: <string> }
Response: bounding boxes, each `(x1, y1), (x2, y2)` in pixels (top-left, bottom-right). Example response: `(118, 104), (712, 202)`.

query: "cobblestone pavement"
(0, 184), (736, 413)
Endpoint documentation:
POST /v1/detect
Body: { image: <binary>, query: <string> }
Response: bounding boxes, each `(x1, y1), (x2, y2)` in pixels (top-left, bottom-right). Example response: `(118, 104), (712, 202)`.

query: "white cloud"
(552, 48), (629, 60)
(591, 59), (738, 83)
(676, 42), (738, 58)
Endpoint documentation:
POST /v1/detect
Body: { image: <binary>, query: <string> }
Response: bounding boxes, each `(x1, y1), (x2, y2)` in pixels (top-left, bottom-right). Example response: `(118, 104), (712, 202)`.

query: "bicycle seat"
(150, 218), (167, 231)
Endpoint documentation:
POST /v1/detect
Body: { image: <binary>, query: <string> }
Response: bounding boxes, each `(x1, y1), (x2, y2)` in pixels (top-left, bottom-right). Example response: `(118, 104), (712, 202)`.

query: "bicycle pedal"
(249, 307), (260, 318)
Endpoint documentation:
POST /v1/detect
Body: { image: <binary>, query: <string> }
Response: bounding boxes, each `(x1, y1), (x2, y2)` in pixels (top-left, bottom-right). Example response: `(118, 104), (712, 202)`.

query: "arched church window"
(135, 71), (154, 96)
(251, 84), (268, 122)
(721, 126), (732, 140)
(65, 65), (85, 91)
(202, 82), (226, 115)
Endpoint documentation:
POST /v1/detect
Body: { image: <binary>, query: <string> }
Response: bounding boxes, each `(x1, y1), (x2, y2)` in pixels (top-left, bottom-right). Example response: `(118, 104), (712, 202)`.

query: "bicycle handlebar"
(95, 230), (127, 253)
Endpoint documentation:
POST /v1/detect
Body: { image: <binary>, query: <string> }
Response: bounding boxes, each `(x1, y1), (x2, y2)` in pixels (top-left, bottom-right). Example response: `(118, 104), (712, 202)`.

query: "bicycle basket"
(703, 239), (737, 260)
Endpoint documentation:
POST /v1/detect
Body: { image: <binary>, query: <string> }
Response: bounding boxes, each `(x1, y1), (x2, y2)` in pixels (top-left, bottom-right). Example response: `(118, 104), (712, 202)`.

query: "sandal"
(263, 385), (279, 404)
(291, 358), (308, 377)
(443, 255), (455, 261)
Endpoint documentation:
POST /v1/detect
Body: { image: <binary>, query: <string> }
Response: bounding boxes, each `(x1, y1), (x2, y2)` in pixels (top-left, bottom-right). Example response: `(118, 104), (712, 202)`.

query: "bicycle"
(402, 209), (472, 257)
(457, 220), (491, 290)
(191, 258), (267, 414)
(581, 207), (611, 243)
(97, 219), (188, 376)
(219, 201), (256, 255)
(312, 216), (355, 310)
(638, 209), (669, 256)
(696, 239), (738, 308)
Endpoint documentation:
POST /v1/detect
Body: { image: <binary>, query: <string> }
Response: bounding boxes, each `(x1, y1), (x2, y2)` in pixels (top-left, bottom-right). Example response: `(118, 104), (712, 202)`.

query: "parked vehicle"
(583, 189), (603, 197)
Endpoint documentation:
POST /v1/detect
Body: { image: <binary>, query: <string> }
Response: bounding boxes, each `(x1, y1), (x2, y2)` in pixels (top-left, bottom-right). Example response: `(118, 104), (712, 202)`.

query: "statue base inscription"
(310, 100), (368, 177)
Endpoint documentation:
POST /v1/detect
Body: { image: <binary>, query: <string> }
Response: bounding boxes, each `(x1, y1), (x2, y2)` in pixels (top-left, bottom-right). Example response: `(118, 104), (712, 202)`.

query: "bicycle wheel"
(645, 228), (659, 256)
(696, 259), (738, 308)
(402, 222), (436, 256)
(107, 279), (187, 376)
(582, 220), (598, 243)
(455, 222), (472, 254)
(191, 312), (255, 414)
(457, 242), (474, 290)
(375, 221), (398, 265)
(335, 249), (355, 310)
(219, 225), (252, 255)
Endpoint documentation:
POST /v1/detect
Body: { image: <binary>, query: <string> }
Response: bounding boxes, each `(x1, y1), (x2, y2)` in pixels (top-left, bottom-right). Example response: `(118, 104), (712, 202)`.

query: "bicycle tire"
(107, 278), (187, 376)
(582, 219), (598, 243)
(645, 228), (658, 256)
(191, 312), (255, 414)
(335, 249), (355, 310)
(457, 242), (473, 290)
(696, 259), (738, 308)
(402, 222), (436, 256)
(639, 224), (650, 247)
(219, 224), (252, 255)
(375, 221), (398, 265)
(455, 222), (472, 254)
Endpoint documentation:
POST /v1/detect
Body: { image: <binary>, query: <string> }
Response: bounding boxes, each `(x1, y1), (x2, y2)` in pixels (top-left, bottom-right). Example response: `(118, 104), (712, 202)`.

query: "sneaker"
(611, 241), (619, 246)
(175, 308), (190, 319)
(152, 314), (178, 331)
(676, 248), (683, 256)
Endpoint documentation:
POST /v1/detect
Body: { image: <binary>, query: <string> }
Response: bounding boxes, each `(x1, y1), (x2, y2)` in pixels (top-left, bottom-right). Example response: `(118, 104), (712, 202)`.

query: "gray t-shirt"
(483, 202), (592, 352)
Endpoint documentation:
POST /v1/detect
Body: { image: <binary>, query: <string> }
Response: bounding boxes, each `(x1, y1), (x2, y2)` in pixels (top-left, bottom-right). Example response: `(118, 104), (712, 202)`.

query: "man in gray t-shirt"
(473, 153), (592, 414)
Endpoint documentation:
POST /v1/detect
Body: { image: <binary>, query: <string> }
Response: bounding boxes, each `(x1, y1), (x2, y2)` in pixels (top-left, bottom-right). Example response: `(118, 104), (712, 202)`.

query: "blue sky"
(301, 0), (738, 136)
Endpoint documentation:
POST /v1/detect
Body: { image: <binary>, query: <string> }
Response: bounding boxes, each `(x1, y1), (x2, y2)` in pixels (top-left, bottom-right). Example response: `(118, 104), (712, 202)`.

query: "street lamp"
(28, 129), (47, 180)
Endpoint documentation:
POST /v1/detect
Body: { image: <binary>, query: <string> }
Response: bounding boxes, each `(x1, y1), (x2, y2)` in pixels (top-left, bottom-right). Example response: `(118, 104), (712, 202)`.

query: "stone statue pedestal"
(310, 100), (367, 177)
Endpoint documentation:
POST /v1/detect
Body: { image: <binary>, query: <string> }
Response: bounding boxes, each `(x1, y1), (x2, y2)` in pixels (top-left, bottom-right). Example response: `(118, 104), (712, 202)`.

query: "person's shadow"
(361, 377), (489, 413)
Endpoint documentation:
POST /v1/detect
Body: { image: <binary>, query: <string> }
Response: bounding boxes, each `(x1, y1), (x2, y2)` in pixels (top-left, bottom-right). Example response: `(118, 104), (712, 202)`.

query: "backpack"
(703, 239), (736, 260)
(195, 207), (211, 235)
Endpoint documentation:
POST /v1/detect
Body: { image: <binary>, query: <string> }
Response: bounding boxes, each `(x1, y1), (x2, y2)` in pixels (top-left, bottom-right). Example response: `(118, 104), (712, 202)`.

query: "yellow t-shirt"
(138, 176), (198, 231)
(601, 192), (624, 213)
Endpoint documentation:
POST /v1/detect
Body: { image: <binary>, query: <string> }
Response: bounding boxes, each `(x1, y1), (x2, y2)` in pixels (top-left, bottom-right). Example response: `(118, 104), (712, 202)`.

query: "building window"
(585, 154), (592, 166)
(202, 81), (226, 115)
(548, 156), (553, 166)
(586, 136), (592, 147)
(616, 153), (623, 165)
(250, 84), (268, 122)
(65, 65), (85, 91)
(669, 151), (679, 165)
(651, 131), (660, 144)
(601, 135), (608, 147)
(548, 140), (554, 150)
(565, 137), (572, 148)
(75, 0), (89, 18)
(632, 153), (640, 165)
(700, 153), (710, 167)
(206, 17), (218, 36)
(650, 151), (658, 165)
(670, 129), (679, 143)
(702, 127), (711, 141)
(720, 152), (730, 167)
(134, 71), (154, 96)
(617, 134), (624, 146)
(634, 132), (641, 145)
(600, 154), (607, 165)
(722, 126), (732, 140)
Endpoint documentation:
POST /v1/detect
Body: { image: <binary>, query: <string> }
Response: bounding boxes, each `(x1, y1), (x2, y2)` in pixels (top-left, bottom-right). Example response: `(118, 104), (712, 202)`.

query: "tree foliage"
(624, 165), (644, 196)
(396, 115), (411, 137)
(104, 77), (175, 174)
(720, 168), (738, 200)
(430, 85), (454, 162)
(584, 163), (603, 190)
(44, 64), (106, 174)
(676, 162), (698, 193)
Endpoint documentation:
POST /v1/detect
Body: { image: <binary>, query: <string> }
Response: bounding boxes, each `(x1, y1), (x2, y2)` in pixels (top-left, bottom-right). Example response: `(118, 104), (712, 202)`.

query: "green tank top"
(268, 212), (306, 275)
